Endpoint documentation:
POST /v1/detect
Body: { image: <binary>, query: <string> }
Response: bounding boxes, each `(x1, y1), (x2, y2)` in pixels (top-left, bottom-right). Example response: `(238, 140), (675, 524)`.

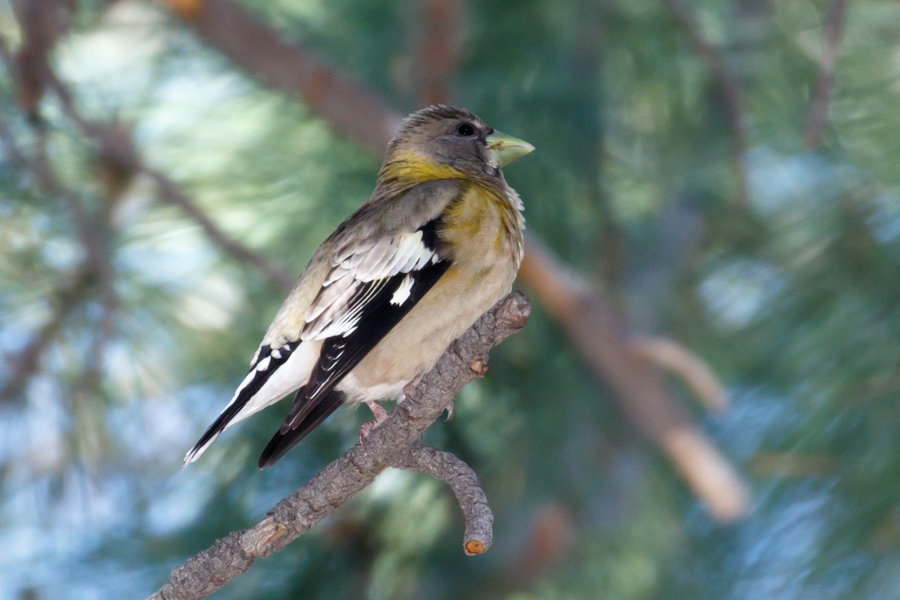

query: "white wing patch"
(315, 279), (388, 339)
(390, 274), (414, 306)
(301, 230), (439, 342)
(352, 231), (435, 281)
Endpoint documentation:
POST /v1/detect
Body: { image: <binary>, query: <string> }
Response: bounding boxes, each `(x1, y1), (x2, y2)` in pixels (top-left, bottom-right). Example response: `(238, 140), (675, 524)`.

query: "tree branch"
(7, 0), (71, 118)
(661, 0), (750, 208)
(159, 0), (402, 154)
(520, 235), (748, 521)
(629, 336), (730, 413)
(146, 292), (530, 600)
(803, 0), (848, 148)
(0, 105), (114, 403)
(418, 0), (461, 107)
(4, 6), (294, 293)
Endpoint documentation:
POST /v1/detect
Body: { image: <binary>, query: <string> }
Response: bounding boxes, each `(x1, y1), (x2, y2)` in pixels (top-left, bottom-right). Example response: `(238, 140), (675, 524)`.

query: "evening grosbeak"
(184, 105), (534, 468)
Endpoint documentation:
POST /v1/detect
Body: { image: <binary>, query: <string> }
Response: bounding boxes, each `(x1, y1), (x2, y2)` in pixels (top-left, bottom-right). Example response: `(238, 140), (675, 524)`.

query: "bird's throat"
(377, 149), (466, 188)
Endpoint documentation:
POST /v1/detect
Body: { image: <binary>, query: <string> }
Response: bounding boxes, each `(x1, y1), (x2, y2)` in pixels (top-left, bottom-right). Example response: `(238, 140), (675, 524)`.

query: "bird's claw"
(359, 400), (390, 445)
(443, 401), (454, 421)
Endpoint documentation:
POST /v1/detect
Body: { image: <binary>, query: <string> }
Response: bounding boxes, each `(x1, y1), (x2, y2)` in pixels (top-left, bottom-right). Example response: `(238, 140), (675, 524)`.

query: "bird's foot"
(359, 400), (390, 444)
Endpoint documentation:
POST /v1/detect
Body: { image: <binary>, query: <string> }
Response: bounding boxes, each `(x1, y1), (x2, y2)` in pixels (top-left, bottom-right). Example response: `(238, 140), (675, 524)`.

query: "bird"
(183, 105), (534, 469)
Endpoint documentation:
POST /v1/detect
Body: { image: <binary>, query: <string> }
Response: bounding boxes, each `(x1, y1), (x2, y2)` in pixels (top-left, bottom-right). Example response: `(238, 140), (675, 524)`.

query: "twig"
(146, 292), (530, 600)
(630, 336), (730, 413)
(158, 0), (403, 154)
(661, 0), (750, 208)
(144, 169), (295, 293)
(419, 0), (460, 107)
(519, 234), (749, 521)
(803, 0), (848, 148)
(0, 271), (93, 402)
(392, 441), (493, 555)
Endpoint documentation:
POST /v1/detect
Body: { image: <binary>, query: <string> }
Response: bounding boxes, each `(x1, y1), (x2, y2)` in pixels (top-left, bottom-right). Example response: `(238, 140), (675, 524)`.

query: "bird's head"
(379, 105), (534, 186)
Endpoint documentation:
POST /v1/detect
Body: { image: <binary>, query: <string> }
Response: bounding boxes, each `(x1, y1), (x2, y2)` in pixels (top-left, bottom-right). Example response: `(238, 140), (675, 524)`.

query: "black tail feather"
(190, 412), (229, 457)
(186, 344), (295, 463)
(258, 390), (346, 468)
(186, 397), (246, 463)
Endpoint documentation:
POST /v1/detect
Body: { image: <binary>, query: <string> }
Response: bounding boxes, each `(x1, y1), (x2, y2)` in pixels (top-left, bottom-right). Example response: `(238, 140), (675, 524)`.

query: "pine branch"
(0, 103), (116, 403)
(41, 59), (297, 294)
(520, 235), (748, 521)
(418, 0), (461, 106)
(804, 0), (848, 148)
(159, 0), (402, 154)
(661, 0), (750, 208)
(146, 292), (530, 600)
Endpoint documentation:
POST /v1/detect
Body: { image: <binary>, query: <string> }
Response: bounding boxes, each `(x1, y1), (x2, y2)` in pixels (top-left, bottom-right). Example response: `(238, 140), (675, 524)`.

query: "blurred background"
(1, 0), (899, 598)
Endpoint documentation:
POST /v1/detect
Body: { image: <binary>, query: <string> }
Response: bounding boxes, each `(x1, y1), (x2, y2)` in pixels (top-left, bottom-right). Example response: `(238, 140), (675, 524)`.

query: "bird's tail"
(258, 389), (346, 468)
(183, 371), (265, 466)
(183, 410), (229, 466)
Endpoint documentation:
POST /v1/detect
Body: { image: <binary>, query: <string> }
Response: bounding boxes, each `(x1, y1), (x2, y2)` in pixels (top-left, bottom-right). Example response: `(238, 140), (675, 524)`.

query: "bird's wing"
(276, 217), (451, 424)
(185, 180), (461, 466)
(257, 387), (345, 468)
(255, 223), (452, 468)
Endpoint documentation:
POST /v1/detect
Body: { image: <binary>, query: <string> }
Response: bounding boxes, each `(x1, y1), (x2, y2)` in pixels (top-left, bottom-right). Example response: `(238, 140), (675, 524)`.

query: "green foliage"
(3, 0), (900, 599)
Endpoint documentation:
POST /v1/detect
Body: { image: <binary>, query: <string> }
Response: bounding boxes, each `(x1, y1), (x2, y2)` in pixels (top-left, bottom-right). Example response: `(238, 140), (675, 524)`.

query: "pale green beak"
(486, 130), (535, 167)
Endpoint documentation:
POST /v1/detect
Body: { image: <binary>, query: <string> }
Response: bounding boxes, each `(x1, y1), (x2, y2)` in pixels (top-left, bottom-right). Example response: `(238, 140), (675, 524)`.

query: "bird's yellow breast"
(441, 182), (524, 267)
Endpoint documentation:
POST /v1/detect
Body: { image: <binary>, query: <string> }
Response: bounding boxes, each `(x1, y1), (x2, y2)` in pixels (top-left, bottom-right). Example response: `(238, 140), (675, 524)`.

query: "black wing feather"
(257, 389), (346, 468)
(258, 259), (450, 467)
(258, 211), (453, 467)
(283, 258), (449, 431)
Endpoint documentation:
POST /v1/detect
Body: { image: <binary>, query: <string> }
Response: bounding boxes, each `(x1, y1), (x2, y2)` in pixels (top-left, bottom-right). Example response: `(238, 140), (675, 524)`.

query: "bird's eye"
(457, 123), (476, 137)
